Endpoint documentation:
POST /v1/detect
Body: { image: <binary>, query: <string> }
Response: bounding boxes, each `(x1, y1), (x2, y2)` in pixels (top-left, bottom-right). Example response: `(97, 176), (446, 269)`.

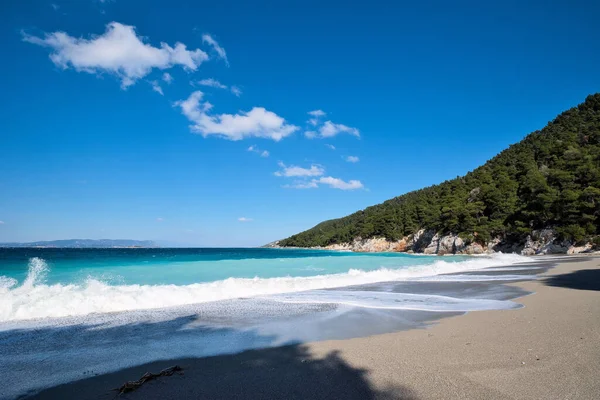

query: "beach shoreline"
(25, 255), (600, 400)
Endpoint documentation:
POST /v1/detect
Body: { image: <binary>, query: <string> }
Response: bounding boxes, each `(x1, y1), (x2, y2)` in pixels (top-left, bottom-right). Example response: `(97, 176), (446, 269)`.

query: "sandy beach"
(28, 257), (600, 400)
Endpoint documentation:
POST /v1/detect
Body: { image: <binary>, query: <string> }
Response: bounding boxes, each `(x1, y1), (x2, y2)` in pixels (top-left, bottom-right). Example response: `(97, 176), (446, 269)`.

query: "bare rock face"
(487, 238), (501, 252)
(393, 238), (409, 252)
(463, 242), (485, 254)
(423, 234), (440, 254)
(412, 230), (436, 253)
(353, 237), (394, 252)
(521, 236), (537, 256)
(325, 243), (352, 251)
(315, 228), (593, 255)
(454, 236), (466, 253)
(567, 243), (593, 254)
(521, 229), (570, 255)
(436, 234), (465, 255)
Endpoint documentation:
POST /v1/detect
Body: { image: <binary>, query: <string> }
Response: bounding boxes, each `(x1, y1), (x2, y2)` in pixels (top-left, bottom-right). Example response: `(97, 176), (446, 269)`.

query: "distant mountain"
(279, 94), (600, 254)
(0, 239), (158, 248)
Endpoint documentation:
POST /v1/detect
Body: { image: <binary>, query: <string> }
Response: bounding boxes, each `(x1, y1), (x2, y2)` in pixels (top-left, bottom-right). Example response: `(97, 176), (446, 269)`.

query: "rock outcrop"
(321, 232), (483, 255)
(277, 227), (597, 256)
(520, 229), (570, 255)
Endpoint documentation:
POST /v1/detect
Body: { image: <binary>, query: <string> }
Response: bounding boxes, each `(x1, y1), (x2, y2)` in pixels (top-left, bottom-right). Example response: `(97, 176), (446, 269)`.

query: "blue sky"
(1, 0), (599, 246)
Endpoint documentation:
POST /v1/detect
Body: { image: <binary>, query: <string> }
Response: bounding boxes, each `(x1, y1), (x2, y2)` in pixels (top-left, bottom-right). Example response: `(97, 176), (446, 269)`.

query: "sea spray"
(21, 257), (49, 288)
(0, 253), (529, 322)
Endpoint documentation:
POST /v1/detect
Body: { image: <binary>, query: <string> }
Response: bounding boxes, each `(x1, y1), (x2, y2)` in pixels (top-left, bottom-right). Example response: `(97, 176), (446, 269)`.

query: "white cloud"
(317, 176), (364, 190)
(22, 22), (209, 88)
(176, 91), (298, 141)
(247, 145), (270, 157)
(238, 217), (253, 222)
(307, 110), (325, 127)
(283, 181), (318, 189)
(275, 161), (324, 177)
(282, 174), (364, 190)
(51, 3), (59, 10)
(156, 217), (164, 222)
(231, 86), (242, 97)
(305, 111), (359, 139)
(162, 72), (173, 84)
(150, 80), (163, 95)
(197, 78), (227, 89)
(345, 155), (359, 163)
(325, 144), (336, 150)
(0, 221), (4, 225)
(195, 80), (241, 97)
(202, 34), (228, 66)
(320, 121), (360, 138)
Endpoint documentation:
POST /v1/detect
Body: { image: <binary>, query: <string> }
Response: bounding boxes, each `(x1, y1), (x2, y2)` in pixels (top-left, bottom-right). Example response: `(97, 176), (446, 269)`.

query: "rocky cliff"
(303, 229), (596, 256)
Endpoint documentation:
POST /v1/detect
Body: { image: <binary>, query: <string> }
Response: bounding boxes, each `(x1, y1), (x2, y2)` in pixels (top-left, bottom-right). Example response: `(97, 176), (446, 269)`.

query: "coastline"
(27, 256), (600, 399)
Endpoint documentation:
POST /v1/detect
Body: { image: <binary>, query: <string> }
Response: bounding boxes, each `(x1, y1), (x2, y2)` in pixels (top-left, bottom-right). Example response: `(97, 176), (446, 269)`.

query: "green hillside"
(280, 94), (600, 248)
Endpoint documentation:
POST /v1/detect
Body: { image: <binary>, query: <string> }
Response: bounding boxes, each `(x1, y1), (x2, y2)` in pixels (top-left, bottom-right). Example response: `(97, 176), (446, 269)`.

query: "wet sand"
(28, 257), (600, 399)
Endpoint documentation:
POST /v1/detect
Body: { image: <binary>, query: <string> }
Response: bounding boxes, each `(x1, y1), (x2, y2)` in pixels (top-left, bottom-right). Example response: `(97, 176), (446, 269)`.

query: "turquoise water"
(0, 248), (528, 323)
(0, 248), (468, 286)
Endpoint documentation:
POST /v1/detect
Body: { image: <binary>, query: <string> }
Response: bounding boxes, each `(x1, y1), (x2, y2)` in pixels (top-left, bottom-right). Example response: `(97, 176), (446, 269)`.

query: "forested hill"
(280, 94), (600, 249)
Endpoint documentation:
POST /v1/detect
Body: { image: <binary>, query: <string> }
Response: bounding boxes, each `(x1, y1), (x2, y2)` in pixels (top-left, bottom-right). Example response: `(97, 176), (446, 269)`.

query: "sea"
(0, 248), (543, 399)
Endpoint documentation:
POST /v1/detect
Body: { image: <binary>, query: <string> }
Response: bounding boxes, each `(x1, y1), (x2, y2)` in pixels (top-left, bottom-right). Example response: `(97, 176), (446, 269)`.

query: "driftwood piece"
(114, 365), (183, 394)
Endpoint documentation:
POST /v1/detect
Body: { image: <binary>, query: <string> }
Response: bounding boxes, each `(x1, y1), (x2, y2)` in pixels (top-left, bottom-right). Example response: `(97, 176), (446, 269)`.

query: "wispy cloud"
(22, 22), (209, 89)
(238, 217), (253, 222)
(156, 217), (164, 222)
(319, 121), (360, 138)
(150, 80), (163, 95)
(307, 110), (326, 126)
(195, 79), (241, 97)
(345, 155), (359, 163)
(275, 160), (363, 190)
(283, 175), (364, 190)
(197, 78), (227, 89)
(162, 72), (173, 84)
(247, 145), (270, 157)
(317, 176), (363, 190)
(325, 144), (336, 150)
(176, 91), (298, 141)
(202, 34), (228, 66)
(230, 86), (242, 97)
(274, 161), (324, 177)
(51, 3), (60, 11)
(0, 221), (5, 225)
(304, 110), (360, 139)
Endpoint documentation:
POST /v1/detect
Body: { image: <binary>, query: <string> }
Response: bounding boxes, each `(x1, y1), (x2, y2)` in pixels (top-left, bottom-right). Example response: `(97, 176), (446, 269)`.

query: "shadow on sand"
(29, 344), (416, 400)
(544, 268), (600, 292)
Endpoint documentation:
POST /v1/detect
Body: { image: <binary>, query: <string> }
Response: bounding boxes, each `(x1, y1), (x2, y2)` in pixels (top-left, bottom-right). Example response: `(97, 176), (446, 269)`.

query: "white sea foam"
(267, 290), (520, 311)
(0, 276), (17, 289)
(413, 274), (538, 282)
(0, 253), (530, 322)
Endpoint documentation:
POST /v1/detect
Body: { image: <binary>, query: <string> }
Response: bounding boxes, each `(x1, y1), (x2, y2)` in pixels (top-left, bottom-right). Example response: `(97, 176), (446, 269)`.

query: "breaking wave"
(0, 254), (529, 322)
